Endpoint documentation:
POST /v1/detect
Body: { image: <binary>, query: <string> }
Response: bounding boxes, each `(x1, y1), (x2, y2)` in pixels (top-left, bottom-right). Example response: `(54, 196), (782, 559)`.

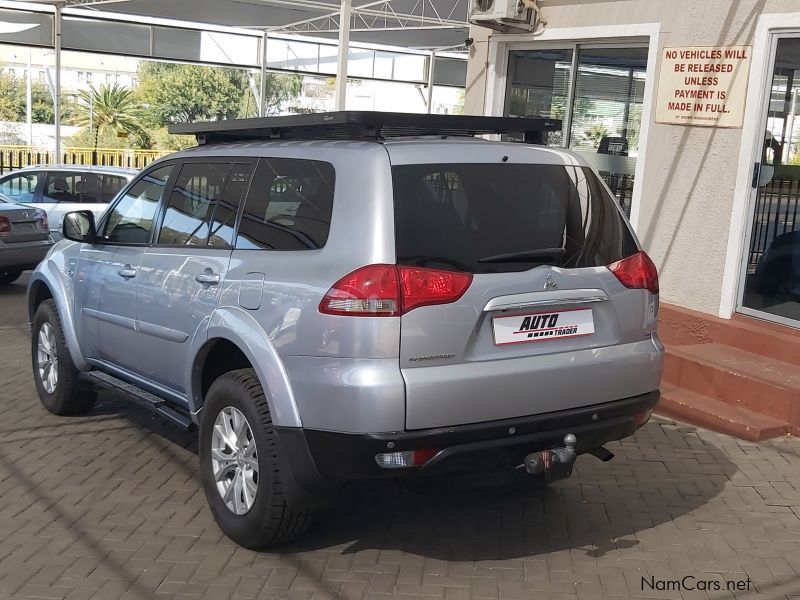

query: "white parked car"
(0, 165), (136, 239)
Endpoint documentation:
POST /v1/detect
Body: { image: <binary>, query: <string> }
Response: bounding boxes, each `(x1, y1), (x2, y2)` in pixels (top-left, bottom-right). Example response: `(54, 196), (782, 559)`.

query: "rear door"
(389, 147), (660, 430)
(136, 159), (254, 396)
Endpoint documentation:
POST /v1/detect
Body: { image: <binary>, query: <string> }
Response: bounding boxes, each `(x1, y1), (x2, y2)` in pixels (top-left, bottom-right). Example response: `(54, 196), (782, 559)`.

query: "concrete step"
(660, 304), (800, 367)
(658, 384), (791, 441)
(663, 343), (800, 432)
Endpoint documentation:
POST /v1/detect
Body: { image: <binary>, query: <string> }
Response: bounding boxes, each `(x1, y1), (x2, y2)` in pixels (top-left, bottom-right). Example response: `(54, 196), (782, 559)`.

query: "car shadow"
(285, 420), (738, 561)
(90, 394), (737, 562)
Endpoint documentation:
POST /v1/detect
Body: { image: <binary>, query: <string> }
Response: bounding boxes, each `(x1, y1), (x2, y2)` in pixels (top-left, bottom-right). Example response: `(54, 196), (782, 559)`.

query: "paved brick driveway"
(1, 276), (800, 600)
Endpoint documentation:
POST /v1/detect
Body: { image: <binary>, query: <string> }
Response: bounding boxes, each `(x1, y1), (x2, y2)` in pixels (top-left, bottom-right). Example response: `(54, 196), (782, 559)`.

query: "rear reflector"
(0, 216), (9, 236)
(375, 448), (439, 469)
(319, 264), (472, 317)
(634, 408), (654, 427)
(608, 251), (659, 295)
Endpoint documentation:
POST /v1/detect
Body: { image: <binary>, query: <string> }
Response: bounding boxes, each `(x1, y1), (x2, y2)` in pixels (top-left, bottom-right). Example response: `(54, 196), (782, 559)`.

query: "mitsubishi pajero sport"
(27, 112), (663, 548)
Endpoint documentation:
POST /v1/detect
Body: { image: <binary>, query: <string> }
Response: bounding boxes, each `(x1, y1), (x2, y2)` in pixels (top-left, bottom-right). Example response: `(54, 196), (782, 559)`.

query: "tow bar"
(522, 434), (616, 482)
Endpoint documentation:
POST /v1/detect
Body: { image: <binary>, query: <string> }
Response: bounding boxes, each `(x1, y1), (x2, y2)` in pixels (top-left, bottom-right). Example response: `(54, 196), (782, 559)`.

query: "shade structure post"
(334, 0), (351, 111)
(259, 31), (268, 117)
(426, 50), (436, 114)
(54, 2), (63, 160)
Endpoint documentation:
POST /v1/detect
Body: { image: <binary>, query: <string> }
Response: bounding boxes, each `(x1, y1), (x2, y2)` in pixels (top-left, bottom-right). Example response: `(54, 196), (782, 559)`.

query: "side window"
(157, 162), (254, 248)
(98, 175), (129, 203)
(43, 171), (100, 204)
(0, 173), (39, 202)
(208, 163), (253, 249)
(235, 158), (335, 250)
(103, 164), (173, 244)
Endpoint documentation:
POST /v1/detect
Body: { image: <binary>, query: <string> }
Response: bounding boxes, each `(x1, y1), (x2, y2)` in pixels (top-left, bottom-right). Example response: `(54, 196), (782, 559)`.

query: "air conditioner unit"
(469, 0), (536, 33)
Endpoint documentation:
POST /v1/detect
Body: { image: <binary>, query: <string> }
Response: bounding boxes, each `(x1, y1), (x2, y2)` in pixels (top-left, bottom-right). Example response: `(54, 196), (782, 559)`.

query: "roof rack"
(168, 111), (562, 145)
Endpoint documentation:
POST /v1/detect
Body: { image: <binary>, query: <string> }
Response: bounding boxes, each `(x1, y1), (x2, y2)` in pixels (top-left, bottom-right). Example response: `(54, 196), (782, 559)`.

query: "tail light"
(608, 251), (659, 295)
(0, 216), (10, 236)
(319, 264), (472, 317)
(375, 448), (439, 468)
(38, 210), (49, 232)
(634, 408), (654, 427)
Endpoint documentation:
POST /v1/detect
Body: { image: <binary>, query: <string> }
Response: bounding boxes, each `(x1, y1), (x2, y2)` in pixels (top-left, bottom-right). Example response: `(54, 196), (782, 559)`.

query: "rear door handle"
(195, 271), (221, 286)
(118, 265), (137, 279)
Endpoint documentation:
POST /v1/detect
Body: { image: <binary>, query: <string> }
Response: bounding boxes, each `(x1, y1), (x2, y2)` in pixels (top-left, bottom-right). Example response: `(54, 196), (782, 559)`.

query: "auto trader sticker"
(492, 308), (595, 346)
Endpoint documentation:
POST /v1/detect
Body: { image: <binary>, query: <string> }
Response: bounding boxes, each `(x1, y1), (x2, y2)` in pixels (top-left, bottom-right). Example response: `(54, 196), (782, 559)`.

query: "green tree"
(0, 70), (65, 124)
(137, 62), (249, 125)
(71, 83), (146, 150)
(137, 62), (303, 125)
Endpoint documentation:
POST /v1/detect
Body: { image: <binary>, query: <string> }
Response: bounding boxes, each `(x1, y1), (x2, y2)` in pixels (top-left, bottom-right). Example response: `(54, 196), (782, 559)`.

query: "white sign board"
(492, 308), (595, 346)
(655, 46), (752, 128)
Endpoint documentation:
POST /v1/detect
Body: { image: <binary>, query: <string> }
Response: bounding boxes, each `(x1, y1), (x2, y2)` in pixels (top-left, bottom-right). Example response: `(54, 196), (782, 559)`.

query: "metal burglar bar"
(748, 175), (800, 268)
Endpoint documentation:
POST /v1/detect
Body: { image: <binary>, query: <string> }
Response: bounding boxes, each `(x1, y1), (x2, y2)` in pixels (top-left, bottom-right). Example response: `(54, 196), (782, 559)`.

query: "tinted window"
(157, 162), (252, 248)
(43, 171), (99, 203)
(0, 173), (39, 202)
(103, 165), (173, 244)
(98, 174), (129, 203)
(235, 158), (335, 250)
(208, 164), (253, 249)
(392, 164), (638, 274)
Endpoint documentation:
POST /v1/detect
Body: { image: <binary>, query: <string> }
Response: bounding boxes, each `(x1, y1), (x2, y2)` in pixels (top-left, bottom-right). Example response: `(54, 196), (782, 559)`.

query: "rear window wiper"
(478, 248), (566, 264)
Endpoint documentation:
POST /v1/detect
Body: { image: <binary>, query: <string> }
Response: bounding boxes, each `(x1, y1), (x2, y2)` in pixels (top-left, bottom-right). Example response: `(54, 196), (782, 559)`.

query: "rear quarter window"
(392, 163), (638, 274)
(235, 158), (335, 251)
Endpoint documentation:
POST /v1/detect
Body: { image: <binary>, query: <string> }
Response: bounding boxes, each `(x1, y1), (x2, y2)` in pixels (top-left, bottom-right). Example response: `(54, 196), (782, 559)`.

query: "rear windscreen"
(392, 163), (638, 274)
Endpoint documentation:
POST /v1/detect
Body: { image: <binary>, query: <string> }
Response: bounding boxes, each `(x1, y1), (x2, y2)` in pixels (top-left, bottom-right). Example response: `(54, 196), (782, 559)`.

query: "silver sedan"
(0, 194), (53, 285)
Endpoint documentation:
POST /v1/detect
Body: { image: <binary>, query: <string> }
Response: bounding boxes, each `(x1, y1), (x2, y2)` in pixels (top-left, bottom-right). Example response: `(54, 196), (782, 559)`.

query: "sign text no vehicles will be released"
(655, 46), (752, 128)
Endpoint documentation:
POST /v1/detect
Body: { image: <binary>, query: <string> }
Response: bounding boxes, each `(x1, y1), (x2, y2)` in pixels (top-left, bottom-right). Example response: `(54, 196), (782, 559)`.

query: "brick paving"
(1, 276), (800, 599)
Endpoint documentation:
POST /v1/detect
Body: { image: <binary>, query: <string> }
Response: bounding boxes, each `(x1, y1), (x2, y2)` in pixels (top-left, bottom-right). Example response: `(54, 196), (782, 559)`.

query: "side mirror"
(62, 210), (97, 243)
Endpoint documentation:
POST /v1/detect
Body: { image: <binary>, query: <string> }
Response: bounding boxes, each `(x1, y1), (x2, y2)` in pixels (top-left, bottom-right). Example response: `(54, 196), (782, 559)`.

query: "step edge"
(665, 346), (800, 393)
(660, 385), (791, 429)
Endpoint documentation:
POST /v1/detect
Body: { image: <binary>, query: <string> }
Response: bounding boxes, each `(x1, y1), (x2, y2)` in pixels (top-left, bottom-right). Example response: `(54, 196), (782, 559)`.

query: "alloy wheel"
(37, 322), (58, 394)
(211, 406), (259, 515)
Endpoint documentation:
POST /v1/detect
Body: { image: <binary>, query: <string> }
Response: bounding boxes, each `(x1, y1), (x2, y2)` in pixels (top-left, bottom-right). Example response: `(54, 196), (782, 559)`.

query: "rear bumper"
(275, 390), (659, 507)
(0, 239), (52, 270)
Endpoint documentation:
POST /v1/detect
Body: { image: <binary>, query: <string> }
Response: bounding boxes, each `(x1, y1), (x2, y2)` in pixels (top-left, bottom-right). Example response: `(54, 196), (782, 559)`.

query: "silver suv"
(27, 113), (663, 548)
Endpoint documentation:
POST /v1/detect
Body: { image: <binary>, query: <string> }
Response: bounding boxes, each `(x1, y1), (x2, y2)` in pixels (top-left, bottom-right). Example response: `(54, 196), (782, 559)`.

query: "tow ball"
(523, 434), (616, 481)
(523, 434), (578, 482)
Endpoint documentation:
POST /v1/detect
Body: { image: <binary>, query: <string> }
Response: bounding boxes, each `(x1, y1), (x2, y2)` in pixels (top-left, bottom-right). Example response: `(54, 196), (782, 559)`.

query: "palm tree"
(72, 83), (145, 151)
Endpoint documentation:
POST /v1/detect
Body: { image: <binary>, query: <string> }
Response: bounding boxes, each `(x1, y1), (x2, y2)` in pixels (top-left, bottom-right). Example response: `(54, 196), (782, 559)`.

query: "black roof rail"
(168, 111), (562, 145)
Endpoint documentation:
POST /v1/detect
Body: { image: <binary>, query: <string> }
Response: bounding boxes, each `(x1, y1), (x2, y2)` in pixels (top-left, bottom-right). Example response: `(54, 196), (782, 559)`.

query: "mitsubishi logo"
(543, 273), (558, 290)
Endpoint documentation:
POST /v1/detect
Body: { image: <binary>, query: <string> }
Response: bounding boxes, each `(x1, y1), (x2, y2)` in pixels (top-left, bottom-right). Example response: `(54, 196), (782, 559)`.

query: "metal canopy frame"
(275, 0), (466, 36)
(13, 0), (470, 156)
(169, 111), (563, 145)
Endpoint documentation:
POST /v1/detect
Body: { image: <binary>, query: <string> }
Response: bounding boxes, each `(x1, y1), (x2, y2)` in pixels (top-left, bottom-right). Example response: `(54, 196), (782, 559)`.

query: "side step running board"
(81, 371), (194, 430)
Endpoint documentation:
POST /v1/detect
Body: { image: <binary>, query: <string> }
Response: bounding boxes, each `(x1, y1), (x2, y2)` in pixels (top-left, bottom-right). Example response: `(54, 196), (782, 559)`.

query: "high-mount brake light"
(319, 264), (473, 317)
(608, 251), (659, 295)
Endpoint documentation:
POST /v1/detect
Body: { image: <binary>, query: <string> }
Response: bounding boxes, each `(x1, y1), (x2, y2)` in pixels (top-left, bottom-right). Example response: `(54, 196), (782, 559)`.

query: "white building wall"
(465, 0), (800, 318)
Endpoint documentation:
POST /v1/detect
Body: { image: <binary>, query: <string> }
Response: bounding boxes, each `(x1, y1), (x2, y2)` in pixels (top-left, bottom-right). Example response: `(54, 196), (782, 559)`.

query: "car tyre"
(0, 269), (22, 285)
(200, 368), (313, 548)
(31, 299), (96, 415)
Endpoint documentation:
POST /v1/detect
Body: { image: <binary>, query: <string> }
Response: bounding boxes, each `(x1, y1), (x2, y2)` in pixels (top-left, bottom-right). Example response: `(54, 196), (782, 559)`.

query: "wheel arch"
(27, 269), (89, 371)
(187, 308), (302, 428)
(28, 278), (53, 323)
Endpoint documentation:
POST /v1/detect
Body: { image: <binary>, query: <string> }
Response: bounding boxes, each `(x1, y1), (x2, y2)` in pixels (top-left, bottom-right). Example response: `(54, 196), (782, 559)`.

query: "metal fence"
(0, 146), (168, 175)
(748, 174), (800, 268)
